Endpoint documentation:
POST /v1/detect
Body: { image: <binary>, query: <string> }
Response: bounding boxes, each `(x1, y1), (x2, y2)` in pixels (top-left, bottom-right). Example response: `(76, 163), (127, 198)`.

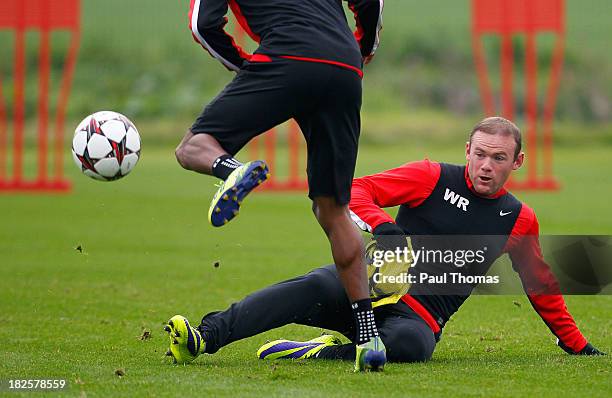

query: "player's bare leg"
(175, 130), (226, 174)
(175, 129), (269, 226)
(312, 197), (369, 301)
(312, 196), (386, 371)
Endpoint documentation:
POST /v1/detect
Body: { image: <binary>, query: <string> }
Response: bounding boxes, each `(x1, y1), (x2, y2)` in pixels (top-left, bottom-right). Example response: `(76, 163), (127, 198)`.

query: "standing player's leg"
(297, 65), (386, 372)
(312, 200), (386, 371)
(314, 304), (437, 363)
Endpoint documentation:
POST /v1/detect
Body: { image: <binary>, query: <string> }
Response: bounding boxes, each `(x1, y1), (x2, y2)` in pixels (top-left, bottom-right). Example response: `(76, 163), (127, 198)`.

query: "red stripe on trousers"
(401, 294), (441, 334)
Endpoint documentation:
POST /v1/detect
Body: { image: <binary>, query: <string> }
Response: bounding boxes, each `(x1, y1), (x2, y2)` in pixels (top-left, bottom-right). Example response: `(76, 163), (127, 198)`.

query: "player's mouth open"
(479, 176), (493, 183)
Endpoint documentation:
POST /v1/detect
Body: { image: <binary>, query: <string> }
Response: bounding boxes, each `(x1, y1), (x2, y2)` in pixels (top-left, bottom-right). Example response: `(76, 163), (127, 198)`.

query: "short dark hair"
(469, 117), (522, 160)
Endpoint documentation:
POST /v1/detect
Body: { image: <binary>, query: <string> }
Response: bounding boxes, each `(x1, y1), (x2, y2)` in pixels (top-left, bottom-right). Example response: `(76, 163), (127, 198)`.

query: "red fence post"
(0, 0), (81, 192)
(472, 0), (564, 190)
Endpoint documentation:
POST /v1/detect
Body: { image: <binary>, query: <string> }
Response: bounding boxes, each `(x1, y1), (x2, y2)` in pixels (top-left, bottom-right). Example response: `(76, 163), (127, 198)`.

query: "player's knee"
(311, 198), (343, 232)
(303, 268), (335, 292)
(383, 324), (435, 363)
(175, 144), (191, 170)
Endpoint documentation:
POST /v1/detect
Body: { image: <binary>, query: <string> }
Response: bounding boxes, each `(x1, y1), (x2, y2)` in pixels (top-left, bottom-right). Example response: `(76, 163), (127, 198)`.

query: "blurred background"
(1, 0), (610, 145)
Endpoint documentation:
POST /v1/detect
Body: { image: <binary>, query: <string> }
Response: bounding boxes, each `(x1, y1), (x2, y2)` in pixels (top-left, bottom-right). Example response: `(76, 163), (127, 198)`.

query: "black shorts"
(191, 58), (362, 205)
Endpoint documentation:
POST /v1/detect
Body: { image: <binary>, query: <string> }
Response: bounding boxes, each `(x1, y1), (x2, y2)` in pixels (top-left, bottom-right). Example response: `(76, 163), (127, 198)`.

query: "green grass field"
(1, 142), (610, 397)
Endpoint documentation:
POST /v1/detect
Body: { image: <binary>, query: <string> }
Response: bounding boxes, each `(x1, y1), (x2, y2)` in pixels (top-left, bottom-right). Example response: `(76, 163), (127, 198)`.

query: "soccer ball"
(71, 111), (141, 181)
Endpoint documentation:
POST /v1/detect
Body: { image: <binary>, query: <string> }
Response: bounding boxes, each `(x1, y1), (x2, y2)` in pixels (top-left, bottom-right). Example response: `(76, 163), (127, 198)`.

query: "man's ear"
(465, 141), (470, 161)
(513, 152), (525, 170)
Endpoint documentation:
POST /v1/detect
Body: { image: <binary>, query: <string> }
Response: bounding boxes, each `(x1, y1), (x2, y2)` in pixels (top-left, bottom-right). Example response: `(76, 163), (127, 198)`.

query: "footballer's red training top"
(349, 159), (588, 353)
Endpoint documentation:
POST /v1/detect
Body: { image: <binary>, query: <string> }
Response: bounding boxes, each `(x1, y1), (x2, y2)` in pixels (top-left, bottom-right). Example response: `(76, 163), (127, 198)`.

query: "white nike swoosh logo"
(500, 210), (512, 216)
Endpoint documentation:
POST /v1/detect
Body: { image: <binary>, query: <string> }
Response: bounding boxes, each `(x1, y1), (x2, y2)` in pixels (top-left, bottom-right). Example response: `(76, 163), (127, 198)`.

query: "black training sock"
(212, 155), (243, 180)
(352, 298), (378, 345)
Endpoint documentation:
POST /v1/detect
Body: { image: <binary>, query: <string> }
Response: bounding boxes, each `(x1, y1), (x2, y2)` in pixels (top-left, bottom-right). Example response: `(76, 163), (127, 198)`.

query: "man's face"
(466, 131), (524, 196)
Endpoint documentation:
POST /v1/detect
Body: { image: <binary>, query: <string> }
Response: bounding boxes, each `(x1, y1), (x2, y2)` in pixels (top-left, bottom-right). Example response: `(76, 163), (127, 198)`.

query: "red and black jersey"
(350, 160), (588, 353)
(188, 0), (383, 75)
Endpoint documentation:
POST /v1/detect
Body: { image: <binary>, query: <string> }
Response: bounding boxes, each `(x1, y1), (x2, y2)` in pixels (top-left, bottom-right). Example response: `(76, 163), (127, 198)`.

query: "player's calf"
(174, 130), (226, 173)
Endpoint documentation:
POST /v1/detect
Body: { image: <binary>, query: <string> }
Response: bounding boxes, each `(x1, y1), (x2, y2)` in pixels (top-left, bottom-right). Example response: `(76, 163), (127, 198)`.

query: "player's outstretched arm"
(507, 207), (605, 356)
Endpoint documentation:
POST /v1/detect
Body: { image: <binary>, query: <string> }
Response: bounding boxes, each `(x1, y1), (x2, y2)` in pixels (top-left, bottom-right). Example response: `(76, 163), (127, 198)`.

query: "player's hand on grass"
(558, 339), (607, 355)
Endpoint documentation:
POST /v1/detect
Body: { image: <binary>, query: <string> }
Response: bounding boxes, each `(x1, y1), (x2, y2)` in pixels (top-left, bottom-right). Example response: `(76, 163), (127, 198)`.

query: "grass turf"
(0, 143), (610, 397)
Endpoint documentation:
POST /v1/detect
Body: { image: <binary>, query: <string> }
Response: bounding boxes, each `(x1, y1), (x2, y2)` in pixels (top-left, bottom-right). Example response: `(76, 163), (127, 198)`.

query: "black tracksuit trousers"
(198, 265), (436, 362)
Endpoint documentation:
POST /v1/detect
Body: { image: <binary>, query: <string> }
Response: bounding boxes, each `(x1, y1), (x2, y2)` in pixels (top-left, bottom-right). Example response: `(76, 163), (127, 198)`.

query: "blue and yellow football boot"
(208, 160), (269, 227)
(164, 315), (205, 364)
(257, 335), (342, 360)
(354, 336), (386, 372)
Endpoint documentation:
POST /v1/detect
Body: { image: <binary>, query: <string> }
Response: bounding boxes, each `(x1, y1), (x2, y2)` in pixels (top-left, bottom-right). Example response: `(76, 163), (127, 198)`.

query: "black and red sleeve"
(349, 160), (440, 232)
(346, 0), (384, 58)
(189, 0), (250, 72)
(505, 205), (588, 353)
